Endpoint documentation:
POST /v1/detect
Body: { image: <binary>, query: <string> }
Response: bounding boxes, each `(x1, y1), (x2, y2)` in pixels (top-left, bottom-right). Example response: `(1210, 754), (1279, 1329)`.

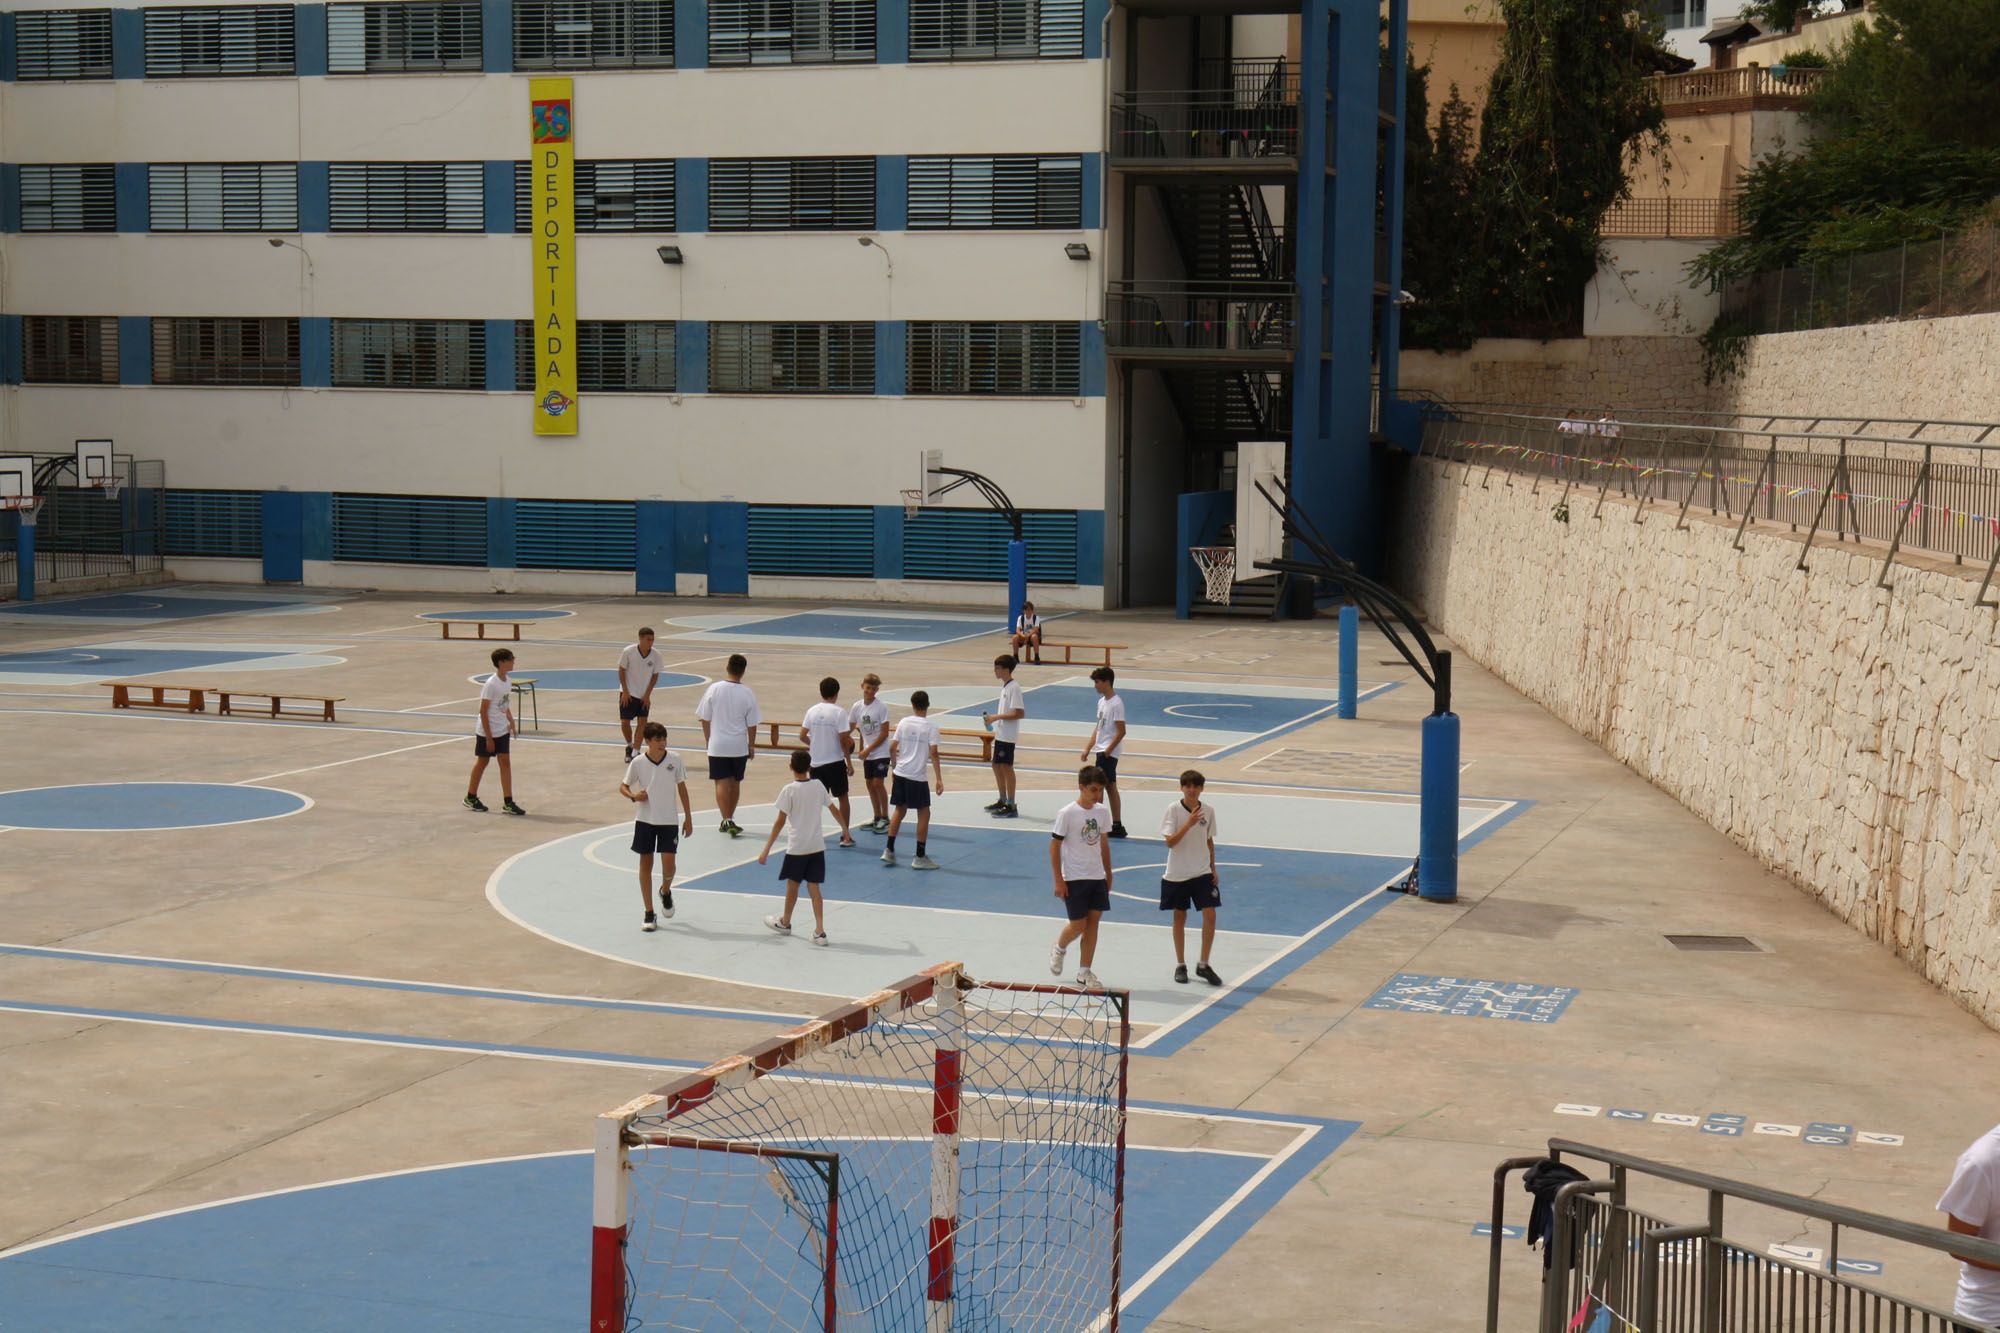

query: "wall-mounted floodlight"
(656, 245), (683, 264)
(1065, 243), (1092, 261)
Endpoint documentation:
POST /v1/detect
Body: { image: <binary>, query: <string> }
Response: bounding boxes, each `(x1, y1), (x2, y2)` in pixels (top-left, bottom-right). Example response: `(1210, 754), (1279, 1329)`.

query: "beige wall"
(1392, 457), (2000, 1029)
(1400, 335), (1712, 414)
(1405, 0), (1503, 127)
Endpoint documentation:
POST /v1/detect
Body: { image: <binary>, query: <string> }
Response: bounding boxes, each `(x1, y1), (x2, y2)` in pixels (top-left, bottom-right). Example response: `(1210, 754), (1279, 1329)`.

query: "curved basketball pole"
(1250, 475), (1461, 903)
(928, 466), (1024, 542)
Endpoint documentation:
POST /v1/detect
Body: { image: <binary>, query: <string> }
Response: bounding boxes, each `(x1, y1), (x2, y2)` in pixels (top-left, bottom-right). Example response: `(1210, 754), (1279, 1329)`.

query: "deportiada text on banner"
(530, 77), (577, 436)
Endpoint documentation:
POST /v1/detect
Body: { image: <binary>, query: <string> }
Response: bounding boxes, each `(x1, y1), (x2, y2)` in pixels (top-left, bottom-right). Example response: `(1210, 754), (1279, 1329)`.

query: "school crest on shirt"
(1081, 817), (1101, 844)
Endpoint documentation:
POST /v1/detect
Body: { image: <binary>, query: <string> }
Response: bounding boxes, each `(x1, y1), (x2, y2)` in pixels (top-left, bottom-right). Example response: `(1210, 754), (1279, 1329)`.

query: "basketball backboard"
(0, 456), (32, 506)
(920, 449), (946, 505)
(76, 439), (114, 486)
(1234, 441), (1285, 573)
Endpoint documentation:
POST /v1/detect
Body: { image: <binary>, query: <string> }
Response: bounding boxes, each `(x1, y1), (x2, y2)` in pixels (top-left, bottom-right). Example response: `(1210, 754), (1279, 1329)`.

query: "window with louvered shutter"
(908, 0), (1079, 60)
(332, 320), (486, 389)
(512, 160), (675, 233)
(23, 317), (119, 384)
(908, 322), (1079, 395)
(327, 1), (482, 73)
(143, 6), (297, 76)
(152, 318), (301, 386)
(19, 165), (116, 233)
(709, 159), (874, 232)
(513, 320), (677, 392)
(148, 164), (299, 232)
(15, 10), (115, 80)
(708, 0), (874, 66)
(328, 162), (485, 231)
(709, 323), (875, 394)
(512, 0), (673, 69)
(907, 155), (1081, 229)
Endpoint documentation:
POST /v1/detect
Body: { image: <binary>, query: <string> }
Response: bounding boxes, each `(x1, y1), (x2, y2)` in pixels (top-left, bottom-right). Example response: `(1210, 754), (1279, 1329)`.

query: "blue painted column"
(487, 498), (517, 569)
(1418, 650), (1457, 903)
(1006, 540), (1027, 633)
(263, 491), (305, 582)
(635, 500), (676, 593)
(873, 505), (904, 580)
(14, 512), (35, 601)
(1336, 603), (1358, 718)
(1377, 0), (1409, 419)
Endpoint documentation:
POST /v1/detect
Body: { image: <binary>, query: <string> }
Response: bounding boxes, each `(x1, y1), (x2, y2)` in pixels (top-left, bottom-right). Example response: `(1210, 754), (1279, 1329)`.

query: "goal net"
(593, 963), (1130, 1332)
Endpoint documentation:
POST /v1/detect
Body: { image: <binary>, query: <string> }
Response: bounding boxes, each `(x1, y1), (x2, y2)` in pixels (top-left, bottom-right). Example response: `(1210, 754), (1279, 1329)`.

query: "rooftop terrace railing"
(1654, 64), (1826, 110)
(1416, 405), (2000, 602)
(1490, 1140), (2000, 1333)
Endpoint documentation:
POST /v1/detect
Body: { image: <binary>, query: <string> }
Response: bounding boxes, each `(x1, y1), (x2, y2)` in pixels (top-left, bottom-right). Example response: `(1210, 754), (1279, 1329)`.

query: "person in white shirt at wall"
(619, 721), (693, 933)
(694, 653), (759, 838)
(883, 690), (945, 870)
(616, 627), (664, 762)
(799, 676), (857, 849)
(850, 672), (892, 835)
(465, 648), (525, 816)
(1159, 769), (1223, 987)
(759, 750), (836, 947)
(983, 654), (1026, 819)
(1083, 666), (1128, 838)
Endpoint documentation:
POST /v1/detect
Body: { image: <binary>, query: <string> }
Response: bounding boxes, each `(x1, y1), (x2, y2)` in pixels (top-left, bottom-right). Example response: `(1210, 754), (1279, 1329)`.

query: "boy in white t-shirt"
(1009, 601), (1043, 664)
(850, 673), (892, 834)
(616, 627), (664, 762)
(619, 722), (693, 933)
(982, 654), (1026, 819)
(798, 676), (856, 849)
(883, 690), (944, 870)
(758, 750), (834, 946)
(1159, 769), (1223, 986)
(1049, 765), (1113, 990)
(1939, 1121), (2000, 1328)
(465, 648), (526, 816)
(1081, 666), (1128, 838)
(694, 653), (759, 837)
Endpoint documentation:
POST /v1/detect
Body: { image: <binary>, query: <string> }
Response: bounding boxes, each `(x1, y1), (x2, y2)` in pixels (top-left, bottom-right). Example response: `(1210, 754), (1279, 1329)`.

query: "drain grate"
(1665, 934), (1764, 953)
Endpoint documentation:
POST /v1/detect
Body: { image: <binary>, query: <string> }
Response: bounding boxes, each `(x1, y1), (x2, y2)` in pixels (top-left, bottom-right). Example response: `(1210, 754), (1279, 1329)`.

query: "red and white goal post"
(591, 961), (1131, 1331)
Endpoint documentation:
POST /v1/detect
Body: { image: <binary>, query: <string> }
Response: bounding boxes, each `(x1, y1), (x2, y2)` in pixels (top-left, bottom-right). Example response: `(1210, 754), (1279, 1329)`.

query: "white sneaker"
(812, 932), (829, 948)
(1049, 944), (1066, 976)
(880, 849), (897, 865)
(661, 892), (675, 920)
(911, 855), (940, 871)
(764, 915), (791, 935)
(1076, 968), (1102, 990)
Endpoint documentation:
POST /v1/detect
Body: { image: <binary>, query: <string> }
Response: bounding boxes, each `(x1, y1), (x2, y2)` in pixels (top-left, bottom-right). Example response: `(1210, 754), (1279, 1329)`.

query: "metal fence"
(0, 457), (166, 592)
(1104, 280), (1297, 354)
(1491, 1140), (2000, 1333)
(1417, 406), (2000, 603)
(1721, 222), (2000, 333)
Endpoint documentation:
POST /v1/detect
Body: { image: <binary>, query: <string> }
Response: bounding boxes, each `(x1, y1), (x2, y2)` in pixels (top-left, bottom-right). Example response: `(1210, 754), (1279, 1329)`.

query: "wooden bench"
(1030, 642), (1125, 668)
(104, 682), (208, 713)
(438, 620), (523, 641)
(215, 689), (345, 723)
(755, 721), (994, 764)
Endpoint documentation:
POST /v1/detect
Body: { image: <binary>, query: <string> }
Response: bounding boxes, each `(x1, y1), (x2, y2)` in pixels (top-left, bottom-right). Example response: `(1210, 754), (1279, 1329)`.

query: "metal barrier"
(1109, 61), (1300, 163)
(1103, 280), (1296, 354)
(1490, 1139), (2000, 1333)
(1721, 221), (2000, 333)
(1416, 405), (2000, 602)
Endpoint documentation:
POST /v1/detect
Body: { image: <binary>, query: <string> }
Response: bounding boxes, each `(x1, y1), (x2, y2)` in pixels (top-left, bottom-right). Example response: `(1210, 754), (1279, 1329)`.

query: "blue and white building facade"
(0, 0), (1397, 607)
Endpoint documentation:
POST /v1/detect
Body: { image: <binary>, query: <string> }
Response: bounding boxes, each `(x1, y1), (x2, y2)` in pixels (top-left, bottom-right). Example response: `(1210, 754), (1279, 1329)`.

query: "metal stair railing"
(1491, 1139), (2000, 1333)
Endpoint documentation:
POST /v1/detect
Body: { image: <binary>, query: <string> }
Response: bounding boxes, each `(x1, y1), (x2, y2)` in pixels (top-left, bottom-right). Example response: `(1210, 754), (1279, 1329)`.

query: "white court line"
(239, 736), (464, 785)
(398, 696), (480, 713)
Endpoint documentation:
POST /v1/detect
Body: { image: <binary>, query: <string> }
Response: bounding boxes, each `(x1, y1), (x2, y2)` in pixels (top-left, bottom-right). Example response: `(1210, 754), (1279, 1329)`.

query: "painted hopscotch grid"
(1243, 748), (1424, 785)
(1364, 974), (1579, 1024)
(1553, 1105), (1902, 1148)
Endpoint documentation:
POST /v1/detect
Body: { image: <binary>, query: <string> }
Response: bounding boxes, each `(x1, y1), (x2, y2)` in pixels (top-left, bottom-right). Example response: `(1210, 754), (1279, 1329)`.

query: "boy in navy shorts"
(620, 722), (693, 932)
(1049, 765), (1113, 990)
(1160, 768), (1223, 985)
(465, 647), (525, 815)
(759, 750), (834, 945)
(1082, 666), (1127, 837)
(850, 673), (891, 833)
(982, 654), (1025, 818)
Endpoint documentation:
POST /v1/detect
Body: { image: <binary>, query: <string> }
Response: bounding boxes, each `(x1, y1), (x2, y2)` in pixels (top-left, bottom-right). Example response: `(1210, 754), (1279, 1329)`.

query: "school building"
(0, 0), (1402, 608)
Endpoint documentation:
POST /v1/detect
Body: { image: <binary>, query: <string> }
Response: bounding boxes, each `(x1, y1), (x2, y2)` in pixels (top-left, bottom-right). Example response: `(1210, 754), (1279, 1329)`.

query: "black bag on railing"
(1523, 1158), (1591, 1272)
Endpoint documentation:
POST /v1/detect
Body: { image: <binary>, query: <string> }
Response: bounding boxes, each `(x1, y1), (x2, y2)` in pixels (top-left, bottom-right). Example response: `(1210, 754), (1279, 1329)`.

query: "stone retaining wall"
(1391, 457), (2000, 1025)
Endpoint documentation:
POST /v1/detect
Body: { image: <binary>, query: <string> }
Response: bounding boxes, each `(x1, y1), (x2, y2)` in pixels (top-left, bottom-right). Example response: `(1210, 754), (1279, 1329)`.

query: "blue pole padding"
(1006, 539), (1027, 633)
(1418, 712), (1459, 903)
(15, 516), (35, 602)
(1337, 604), (1359, 718)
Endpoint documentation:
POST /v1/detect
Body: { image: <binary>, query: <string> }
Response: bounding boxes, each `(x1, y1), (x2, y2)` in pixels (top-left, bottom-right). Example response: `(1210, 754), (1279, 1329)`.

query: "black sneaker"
(983, 798), (1007, 812)
(1173, 964), (1189, 985)
(661, 891), (675, 920)
(1109, 823), (1128, 839)
(501, 798), (527, 816)
(463, 794), (488, 813)
(641, 912), (657, 933)
(1195, 962), (1222, 986)
(995, 803), (1019, 819)
(625, 745), (635, 762)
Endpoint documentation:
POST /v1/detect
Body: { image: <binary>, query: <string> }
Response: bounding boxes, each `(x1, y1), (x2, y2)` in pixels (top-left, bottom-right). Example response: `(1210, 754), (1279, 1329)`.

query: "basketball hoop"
(1, 495), (46, 524)
(900, 488), (924, 521)
(88, 477), (123, 502)
(1190, 545), (1236, 604)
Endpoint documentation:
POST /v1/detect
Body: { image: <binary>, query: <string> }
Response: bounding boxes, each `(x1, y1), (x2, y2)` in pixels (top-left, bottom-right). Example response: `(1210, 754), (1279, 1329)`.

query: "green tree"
(1399, 57), (1483, 349)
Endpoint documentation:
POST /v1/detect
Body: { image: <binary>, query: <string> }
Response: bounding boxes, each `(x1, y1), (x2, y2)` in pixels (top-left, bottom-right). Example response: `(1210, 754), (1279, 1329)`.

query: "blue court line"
(1198, 680), (1403, 761)
(0, 945), (805, 1024)
(0, 999), (703, 1071)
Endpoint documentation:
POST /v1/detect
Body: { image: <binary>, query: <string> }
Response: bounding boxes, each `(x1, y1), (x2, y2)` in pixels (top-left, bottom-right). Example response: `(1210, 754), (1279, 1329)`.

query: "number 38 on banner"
(532, 99), (571, 143)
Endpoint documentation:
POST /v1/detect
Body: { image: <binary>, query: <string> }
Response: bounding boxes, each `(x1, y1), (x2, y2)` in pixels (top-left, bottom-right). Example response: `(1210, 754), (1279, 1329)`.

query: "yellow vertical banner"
(530, 77), (578, 436)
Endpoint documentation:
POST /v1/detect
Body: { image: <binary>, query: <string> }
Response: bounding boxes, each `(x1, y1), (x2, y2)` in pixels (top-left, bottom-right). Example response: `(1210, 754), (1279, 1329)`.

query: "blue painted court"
(0, 641), (346, 687)
(666, 608), (1001, 652)
(0, 1114), (1355, 1330)
(0, 590), (331, 624)
(472, 669), (704, 692)
(419, 609), (574, 622)
(0, 782), (309, 831)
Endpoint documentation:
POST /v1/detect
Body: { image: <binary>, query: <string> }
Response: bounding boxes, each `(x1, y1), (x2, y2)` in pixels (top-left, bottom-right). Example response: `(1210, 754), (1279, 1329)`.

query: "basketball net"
(1189, 546), (1236, 604)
